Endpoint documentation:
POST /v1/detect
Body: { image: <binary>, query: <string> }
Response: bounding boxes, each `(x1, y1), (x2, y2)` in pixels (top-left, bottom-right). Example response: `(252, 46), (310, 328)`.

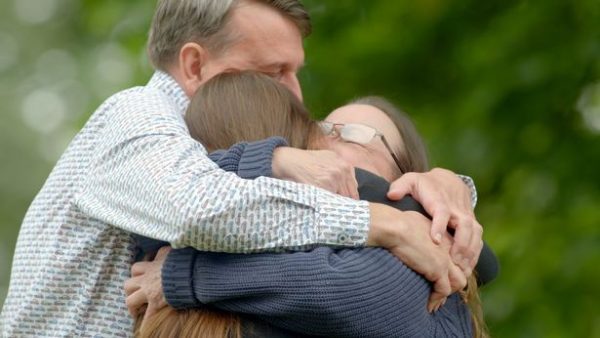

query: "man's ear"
(177, 42), (208, 97)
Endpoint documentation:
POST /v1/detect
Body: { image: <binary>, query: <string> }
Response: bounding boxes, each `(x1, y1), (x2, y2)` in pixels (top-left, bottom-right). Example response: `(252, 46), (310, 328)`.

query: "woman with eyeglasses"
(129, 71), (495, 338)
(320, 96), (428, 182)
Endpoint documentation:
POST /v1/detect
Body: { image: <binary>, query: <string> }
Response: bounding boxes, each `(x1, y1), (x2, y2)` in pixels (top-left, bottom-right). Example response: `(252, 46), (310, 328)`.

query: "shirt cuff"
(162, 247), (202, 309)
(315, 194), (370, 247)
(237, 136), (288, 179)
(457, 174), (478, 208)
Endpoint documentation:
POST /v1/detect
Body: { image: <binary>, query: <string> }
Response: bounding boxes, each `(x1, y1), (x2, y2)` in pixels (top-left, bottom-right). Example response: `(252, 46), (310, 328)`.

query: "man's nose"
(281, 73), (303, 102)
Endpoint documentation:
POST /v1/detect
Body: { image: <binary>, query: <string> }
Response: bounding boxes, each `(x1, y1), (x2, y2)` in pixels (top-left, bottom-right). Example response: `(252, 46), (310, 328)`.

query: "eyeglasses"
(319, 121), (404, 174)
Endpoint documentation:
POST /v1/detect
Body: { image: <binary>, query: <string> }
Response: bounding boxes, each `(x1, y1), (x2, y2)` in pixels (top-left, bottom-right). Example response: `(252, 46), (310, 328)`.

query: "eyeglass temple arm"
(379, 136), (405, 174)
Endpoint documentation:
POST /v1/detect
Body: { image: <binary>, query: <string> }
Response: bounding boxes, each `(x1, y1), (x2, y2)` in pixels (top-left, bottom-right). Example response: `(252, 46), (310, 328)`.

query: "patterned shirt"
(0, 71), (370, 337)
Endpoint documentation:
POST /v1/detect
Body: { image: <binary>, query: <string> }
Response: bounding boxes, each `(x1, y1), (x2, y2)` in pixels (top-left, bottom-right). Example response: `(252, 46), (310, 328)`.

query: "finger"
(124, 276), (141, 297)
(465, 223), (484, 272)
(432, 297), (448, 312)
(430, 205), (450, 245)
(155, 246), (172, 260)
(427, 293), (443, 313)
(469, 255), (479, 279)
(126, 290), (149, 317)
(138, 304), (148, 320)
(336, 181), (350, 198)
(439, 231), (454, 251)
(469, 239), (484, 272)
(448, 262), (467, 292)
(387, 173), (416, 200)
(427, 267), (450, 313)
(145, 303), (160, 322)
(144, 295), (168, 321)
(348, 170), (359, 200)
(337, 168), (357, 199)
(428, 290), (447, 313)
(436, 297), (448, 312)
(434, 274), (452, 298)
(322, 181), (337, 194)
(449, 217), (474, 271)
(131, 261), (150, 277)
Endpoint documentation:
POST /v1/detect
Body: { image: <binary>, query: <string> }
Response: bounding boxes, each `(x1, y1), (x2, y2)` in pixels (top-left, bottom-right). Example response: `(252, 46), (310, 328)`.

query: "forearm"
(156, 169), (475, 335)
(132, 137), (288, 257)
(163, 247), (459, 337)
(75, 130), (369, 252)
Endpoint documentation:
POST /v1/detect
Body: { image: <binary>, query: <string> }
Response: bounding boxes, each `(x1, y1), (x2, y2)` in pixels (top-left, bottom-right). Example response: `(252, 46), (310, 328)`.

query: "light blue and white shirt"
(0, 71), (371, 337)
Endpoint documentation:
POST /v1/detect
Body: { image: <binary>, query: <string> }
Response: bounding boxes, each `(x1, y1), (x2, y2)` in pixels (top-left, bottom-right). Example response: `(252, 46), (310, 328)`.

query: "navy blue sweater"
(135, 137), (496, 337)
(159, 172), (476, 337)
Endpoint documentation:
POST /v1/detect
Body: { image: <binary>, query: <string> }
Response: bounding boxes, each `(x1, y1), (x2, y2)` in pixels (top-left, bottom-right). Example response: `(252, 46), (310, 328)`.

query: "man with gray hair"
(0, 0), (483, 336)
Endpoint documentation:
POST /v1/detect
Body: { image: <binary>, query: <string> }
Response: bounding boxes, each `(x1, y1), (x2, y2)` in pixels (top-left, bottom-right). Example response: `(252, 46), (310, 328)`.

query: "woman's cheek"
(343, 147), (385, 176)
(335, 144), (366, 166)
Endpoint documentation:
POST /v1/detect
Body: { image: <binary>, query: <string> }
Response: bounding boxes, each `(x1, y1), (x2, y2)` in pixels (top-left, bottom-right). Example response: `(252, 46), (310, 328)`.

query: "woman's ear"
(177, 42), (208, 96)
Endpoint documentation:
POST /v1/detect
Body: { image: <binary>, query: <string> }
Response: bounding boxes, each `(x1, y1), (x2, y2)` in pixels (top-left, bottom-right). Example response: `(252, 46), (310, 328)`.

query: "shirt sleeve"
(131, 136), (290, 258)
(457, 174), (478, 208)
(74, 89), (370, 252)
(162, 247), (472, 337)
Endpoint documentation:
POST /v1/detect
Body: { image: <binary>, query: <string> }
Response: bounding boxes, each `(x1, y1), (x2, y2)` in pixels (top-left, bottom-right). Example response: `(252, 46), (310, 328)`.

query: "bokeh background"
(1, 0), (599, 337)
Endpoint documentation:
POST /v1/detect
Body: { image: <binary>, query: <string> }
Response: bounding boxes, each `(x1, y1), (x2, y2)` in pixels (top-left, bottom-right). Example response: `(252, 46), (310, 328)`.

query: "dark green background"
(1, 1), (599, 337)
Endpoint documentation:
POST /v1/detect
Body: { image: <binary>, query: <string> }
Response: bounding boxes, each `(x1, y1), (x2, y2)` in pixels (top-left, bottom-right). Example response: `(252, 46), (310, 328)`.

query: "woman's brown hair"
(136, 71), (319, 338)
(349, 96), (429, 175)
(185, 71), (320, 152)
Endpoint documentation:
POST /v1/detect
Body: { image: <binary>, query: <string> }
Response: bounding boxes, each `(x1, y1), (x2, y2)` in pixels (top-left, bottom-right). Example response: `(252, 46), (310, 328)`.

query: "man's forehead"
(225, 40), (305, 73)
(229, 0), (298, 39)
(225, 0), (305, 65)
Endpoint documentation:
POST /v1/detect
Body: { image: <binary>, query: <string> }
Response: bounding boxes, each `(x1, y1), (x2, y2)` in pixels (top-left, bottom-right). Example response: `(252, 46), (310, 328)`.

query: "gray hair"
(147, 0), (312, 70)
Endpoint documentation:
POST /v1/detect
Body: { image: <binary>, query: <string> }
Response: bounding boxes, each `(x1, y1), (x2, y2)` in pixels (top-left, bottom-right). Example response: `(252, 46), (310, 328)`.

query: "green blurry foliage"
(0, 0), (598, 337)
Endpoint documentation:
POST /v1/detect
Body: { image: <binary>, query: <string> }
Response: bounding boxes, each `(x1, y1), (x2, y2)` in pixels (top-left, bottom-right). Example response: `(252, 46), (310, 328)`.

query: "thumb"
(155, 246), (172, 260)
(144, 303), (159, 322)
(144, 295), (168, 322)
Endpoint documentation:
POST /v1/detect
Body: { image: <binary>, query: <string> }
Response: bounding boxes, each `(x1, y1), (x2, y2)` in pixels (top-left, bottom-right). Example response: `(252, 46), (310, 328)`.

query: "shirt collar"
(147, 70), (190, 115)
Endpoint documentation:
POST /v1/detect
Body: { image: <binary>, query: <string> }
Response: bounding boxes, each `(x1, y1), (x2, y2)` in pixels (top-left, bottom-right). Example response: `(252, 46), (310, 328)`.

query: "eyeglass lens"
(338, 124), (377, 144)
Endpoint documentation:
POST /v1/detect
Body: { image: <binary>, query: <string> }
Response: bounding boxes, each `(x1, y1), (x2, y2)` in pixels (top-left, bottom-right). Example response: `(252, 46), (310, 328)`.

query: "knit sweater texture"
(135, 139), (495, 337)
(159, 170), (477, 337)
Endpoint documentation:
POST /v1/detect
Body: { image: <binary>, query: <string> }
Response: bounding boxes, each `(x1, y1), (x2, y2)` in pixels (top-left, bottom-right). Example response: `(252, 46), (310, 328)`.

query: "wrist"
(238, 136), (287, 179)
(366, 203), (406, 248)
(162, 248), (201, 309)
(271, 146), (298, 180)
(272, 146), (291, 179)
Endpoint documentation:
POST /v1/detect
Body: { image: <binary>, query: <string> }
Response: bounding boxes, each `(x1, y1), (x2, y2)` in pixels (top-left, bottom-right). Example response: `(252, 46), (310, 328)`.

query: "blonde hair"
(463, 277), (489, 338)
(147, 0), (312, 70)
(135, 307), (241, 338)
